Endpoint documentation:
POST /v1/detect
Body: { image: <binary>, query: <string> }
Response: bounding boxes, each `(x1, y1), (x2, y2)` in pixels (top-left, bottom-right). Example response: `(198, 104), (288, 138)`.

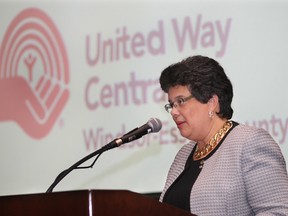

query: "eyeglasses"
(164, 95), (194, 113)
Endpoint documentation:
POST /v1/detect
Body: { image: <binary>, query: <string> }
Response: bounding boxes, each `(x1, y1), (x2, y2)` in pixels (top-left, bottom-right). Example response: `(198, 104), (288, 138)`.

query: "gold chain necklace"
(194, 121), (233, 160)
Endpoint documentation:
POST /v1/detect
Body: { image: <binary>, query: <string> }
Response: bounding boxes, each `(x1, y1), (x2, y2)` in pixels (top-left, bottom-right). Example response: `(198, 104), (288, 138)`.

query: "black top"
(162, 121), (238, 212)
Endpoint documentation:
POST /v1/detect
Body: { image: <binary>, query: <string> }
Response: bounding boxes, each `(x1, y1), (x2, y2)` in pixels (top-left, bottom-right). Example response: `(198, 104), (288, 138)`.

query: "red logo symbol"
(0, 8), (70, 139)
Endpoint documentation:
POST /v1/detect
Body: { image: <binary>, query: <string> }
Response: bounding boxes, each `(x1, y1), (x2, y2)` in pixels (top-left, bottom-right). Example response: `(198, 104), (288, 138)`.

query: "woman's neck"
(197, 117), (228, 149)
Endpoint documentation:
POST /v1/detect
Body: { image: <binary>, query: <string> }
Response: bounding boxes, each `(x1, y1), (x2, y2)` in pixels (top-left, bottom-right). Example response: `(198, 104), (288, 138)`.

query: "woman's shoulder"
(230, 121), (273, 141)
(227, 121), (280, 152)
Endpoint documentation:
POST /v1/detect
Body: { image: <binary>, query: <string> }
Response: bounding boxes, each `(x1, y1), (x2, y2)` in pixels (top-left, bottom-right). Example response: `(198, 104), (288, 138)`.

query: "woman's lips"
(176, 121), (185, 128)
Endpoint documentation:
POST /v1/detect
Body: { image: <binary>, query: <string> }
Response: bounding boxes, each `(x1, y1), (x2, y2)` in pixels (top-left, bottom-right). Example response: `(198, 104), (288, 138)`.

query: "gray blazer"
(159, 123), (288, 215)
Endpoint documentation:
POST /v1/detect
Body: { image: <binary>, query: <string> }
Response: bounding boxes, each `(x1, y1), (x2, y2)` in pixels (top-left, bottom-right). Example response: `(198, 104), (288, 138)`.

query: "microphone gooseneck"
(46, 118), (162, 193)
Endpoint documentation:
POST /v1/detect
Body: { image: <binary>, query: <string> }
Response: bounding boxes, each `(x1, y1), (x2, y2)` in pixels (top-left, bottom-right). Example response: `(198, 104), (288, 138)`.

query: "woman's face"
(167, 85), (214, 142)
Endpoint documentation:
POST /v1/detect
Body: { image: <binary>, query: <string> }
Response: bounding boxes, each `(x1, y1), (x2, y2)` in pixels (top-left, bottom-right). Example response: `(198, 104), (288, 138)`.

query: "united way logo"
(0, 8), (70, 139)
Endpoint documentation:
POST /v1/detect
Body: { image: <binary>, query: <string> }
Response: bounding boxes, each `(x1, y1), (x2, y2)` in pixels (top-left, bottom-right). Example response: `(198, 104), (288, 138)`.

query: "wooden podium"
(0, 190), (194, 216)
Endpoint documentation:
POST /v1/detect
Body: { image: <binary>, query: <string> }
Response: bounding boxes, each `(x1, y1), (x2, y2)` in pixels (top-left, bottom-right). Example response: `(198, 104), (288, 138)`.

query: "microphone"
(46, 117), (162, 193)
(114, 118), (162, 146)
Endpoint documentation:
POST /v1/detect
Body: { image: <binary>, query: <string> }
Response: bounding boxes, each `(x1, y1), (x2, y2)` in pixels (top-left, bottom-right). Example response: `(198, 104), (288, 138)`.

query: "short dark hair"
(159, 55), (233, 119)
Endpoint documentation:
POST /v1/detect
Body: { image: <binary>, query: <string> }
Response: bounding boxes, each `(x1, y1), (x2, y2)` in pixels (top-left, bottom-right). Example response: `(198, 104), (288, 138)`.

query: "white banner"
(0, 0), (287, 195)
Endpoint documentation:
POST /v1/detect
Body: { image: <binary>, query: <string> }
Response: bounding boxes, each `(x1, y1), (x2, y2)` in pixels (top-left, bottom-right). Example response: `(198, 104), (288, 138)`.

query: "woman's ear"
(208, 95), (219, 111)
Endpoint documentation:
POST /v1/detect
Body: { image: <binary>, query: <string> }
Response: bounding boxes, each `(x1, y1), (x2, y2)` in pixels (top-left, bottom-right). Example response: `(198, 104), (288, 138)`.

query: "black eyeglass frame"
(164, 95), (194, 113)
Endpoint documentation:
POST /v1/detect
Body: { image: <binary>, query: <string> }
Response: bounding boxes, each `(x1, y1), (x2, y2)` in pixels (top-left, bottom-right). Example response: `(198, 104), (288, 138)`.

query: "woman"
(159, 55), (288, 215)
